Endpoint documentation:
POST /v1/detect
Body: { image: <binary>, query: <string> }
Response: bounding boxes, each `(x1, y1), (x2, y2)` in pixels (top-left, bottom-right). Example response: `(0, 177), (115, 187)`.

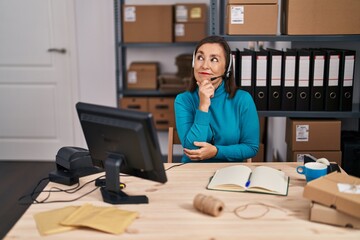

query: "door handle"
(48, 48), (66, 54)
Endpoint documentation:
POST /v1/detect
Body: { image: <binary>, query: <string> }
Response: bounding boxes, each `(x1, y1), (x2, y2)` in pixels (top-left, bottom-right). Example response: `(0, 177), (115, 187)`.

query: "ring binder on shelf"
(281, 49), (296, 111)
(295, 49), (311, 111)
(309, 49), (326, 111)
(238, 49), (255, 98)
(323, 49), (341, 111)
(253, 50), (268, 111)
(338, 49), (356, 111)
(266, 48), (283, 111)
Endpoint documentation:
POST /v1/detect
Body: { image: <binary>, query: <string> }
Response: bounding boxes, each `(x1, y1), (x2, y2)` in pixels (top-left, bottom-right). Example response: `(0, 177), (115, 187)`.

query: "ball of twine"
(193, 194), (224, 217)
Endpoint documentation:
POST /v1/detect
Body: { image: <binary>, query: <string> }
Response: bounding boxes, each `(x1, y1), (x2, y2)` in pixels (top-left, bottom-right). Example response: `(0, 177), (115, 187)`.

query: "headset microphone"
(210, 75), (225, 81)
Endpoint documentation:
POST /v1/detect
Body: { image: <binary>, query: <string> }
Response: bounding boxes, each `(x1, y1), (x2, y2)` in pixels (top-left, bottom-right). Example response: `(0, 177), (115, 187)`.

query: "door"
(0, 0), (77, 160)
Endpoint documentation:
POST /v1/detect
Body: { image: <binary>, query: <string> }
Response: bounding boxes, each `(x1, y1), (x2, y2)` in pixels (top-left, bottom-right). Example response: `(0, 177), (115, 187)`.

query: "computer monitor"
(76, 102), (167, 204)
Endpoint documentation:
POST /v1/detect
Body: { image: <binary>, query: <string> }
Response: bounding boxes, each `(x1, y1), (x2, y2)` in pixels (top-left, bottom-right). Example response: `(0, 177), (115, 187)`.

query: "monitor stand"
(100, 154), (149, 204)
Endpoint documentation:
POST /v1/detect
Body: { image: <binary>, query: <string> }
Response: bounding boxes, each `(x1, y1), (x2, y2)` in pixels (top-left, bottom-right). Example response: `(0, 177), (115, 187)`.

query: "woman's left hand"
(183, 141), (218, 161)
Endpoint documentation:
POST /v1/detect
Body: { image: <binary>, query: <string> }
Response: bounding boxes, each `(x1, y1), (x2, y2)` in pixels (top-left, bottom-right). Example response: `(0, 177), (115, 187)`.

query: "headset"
(192, 50), (233, 80)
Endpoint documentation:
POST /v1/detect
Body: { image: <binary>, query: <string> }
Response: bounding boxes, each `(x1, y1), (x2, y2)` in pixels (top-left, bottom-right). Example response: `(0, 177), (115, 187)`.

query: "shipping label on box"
(124, 6), (136, 22)
(303, 172), (360, 219)
(296, 125), (309, 142)
(175, 4), (207, 23)
(230, 6), (244, 24)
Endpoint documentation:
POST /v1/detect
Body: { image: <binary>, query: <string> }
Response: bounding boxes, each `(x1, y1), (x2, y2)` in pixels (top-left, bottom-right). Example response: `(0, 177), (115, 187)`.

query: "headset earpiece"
(192, 50), (195, 68)
(225, 54), (233, 78)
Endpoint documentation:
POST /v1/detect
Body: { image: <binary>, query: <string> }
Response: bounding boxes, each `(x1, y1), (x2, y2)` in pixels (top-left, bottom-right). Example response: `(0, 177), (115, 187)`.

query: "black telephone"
(49, 146), (102, 185)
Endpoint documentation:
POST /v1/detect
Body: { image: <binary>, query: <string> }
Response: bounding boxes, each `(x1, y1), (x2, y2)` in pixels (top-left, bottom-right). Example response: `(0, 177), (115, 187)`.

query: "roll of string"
(193, 194), (224, 217)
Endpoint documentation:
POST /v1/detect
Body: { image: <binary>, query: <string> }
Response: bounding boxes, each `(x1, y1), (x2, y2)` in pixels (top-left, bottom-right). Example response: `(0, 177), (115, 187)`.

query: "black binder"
(253, 50), (268, 110)
(232, 50), (239, 86)
(238, 49), (255, 98)
(323, 49), (341, 111)
(281, 49), (296, 111)
(309, 49), (326, 111)
(295, 48), (311, 111)
(338, 49), (356, 111)
(266, 48), (283, 111)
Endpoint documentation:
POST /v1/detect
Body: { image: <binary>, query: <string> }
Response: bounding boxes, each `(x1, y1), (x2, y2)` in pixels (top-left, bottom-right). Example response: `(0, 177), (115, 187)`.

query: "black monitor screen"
(76, 102), (167, 204)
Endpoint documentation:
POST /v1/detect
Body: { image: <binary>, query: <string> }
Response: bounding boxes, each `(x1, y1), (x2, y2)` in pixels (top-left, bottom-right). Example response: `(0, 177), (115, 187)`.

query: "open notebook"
(207, 165), (289, 196)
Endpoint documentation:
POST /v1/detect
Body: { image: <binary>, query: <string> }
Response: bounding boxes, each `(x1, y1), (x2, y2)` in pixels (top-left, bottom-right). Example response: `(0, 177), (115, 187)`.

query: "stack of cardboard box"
(122, 4), (207, 43)
(174, 3), (207, 42)
(286, 118), (342, 165)
(303, 172), (360, 228)
(252, 117), (267, 162)
(120, 97), (175, 131)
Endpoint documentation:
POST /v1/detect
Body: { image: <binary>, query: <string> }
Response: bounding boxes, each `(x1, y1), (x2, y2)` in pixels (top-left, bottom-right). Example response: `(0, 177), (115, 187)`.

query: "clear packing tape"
(34, 203), (138, 236)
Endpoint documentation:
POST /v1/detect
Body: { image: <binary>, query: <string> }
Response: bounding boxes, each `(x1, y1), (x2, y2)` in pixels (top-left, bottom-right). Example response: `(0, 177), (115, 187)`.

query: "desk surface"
(5, 162), (360, 239)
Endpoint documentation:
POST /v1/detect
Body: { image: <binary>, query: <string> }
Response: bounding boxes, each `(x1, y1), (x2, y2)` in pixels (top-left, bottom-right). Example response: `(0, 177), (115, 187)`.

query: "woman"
(174, 35), (259, 163)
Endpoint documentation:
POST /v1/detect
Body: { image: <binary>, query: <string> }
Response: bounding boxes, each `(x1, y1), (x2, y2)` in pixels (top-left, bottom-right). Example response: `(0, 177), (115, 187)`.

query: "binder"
(339, 49), (356, 111)
(323, 49), (341, 111)
(266, 48), (283, 111)
(238, 49), (255, 98)
(281, 49), (296, 111)
(232, 50), (239, 86)
(253, 50), (268, 110)
(295, 48), (311, 111)
(309, 49), (326, 111)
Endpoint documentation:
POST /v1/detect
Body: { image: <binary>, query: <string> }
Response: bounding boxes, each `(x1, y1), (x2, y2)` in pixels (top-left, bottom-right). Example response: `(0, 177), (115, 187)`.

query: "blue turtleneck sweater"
(174, 81), (259, 163)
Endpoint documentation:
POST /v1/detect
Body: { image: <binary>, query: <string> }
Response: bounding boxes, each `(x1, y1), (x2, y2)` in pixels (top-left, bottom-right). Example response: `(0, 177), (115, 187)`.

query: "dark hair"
(188, 35), (237, 99)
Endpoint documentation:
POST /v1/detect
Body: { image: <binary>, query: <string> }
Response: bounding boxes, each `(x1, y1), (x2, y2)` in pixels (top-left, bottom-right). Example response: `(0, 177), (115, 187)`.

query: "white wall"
(73, 0), (117, 147)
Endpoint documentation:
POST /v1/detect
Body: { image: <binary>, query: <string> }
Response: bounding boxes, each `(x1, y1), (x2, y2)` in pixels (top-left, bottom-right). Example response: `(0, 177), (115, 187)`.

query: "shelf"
(119, 90), (179, 97)
(119, 42), (197, 48)
(221, 35), (360, 42)
(258, 105), (360, 118)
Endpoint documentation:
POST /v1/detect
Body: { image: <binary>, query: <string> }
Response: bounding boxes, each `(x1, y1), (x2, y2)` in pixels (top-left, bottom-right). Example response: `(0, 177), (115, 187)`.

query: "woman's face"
(193, 43), (227, 84)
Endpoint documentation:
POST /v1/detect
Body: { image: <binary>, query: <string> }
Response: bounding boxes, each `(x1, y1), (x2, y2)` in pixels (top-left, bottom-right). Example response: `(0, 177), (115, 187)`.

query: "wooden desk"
(5, 163), (360, 239)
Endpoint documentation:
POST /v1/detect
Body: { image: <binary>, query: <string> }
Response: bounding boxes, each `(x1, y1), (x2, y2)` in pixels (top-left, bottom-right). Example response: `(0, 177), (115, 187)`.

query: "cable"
(165, 162), (187, 171)
(19, 163), (187, 205)
(18, 175), (105, 205)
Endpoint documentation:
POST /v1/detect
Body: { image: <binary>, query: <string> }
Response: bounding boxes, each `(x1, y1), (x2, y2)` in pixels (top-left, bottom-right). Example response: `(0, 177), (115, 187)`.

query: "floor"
(0, 161), (54, 239)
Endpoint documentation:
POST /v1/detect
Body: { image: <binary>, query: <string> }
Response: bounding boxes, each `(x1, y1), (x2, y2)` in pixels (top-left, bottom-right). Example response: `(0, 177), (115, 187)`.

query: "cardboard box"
(127, 62), (158, 90)
(303, 172), (360, 219)
(287, 149), (342, 166)
(175, 22), (207, 42)
(158, 74), (187, 93)
(123, 5), (173, 43)
(175, 4), (207, 22)
(152, 112), (175, 130)
(310, 202), (360, 229)
(252, 143), (265, 162)
(286, 118), (341, 151)
(226, 1), (278, 35)
(283, 0), (360, 35)
(259, 116), (266, 144)
(120, 97), (148, 112)
(228, 0), (278, 3)
(148, 97), (174, 113)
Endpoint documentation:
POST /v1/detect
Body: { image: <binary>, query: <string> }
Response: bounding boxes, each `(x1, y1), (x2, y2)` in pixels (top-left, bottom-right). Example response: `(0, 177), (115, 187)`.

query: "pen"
(245, 173), (252, 188)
